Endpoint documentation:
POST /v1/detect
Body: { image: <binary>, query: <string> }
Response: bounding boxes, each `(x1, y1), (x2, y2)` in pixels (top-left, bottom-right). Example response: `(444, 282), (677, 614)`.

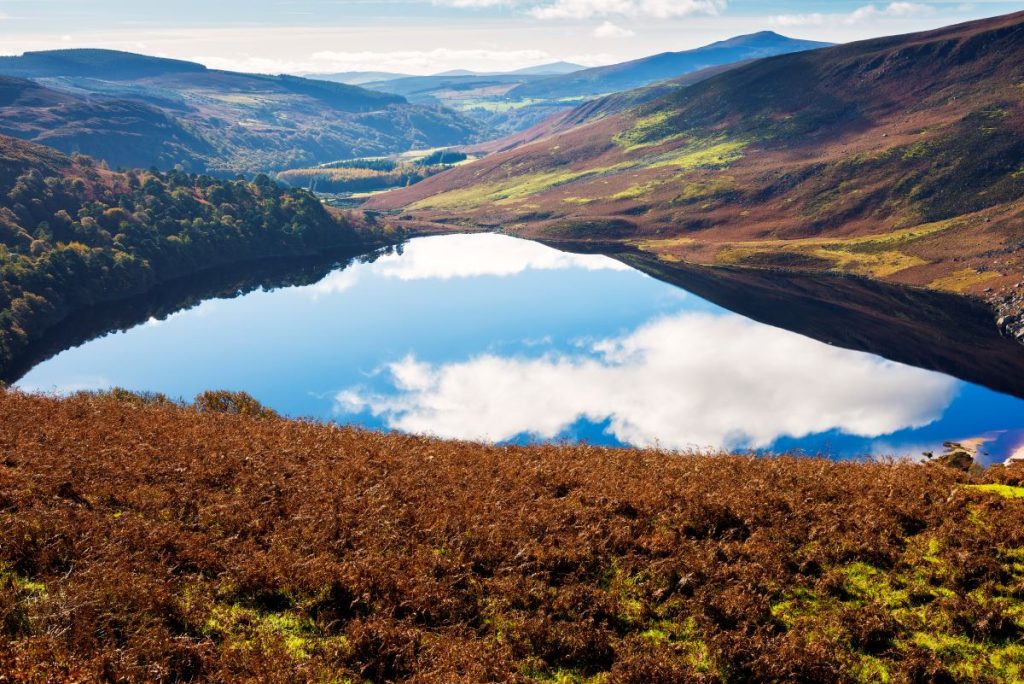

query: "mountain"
(463, 60), (751, 155)
(0, 76), (215, 170)
(508, 31), (832, 100)
(369, 12), (1024, 314)
(0, 133), (395, 379)
(0, 49), (484, 173)
(0, 127), (78, 186)
(0, 49), (206, 80)
(509, 61), (585, 76)
(357, 71), (585, 136)
(308, 71), (411, 85)
(310, 63), (583, 85)
(361, 73), (536, 99)
(357, 34), (827, 137)
(433, 69), (479, 77)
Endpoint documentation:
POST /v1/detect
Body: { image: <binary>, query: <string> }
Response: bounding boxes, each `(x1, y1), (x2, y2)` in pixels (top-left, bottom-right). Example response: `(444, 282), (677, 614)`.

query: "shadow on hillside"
(9, 236), (1024, 403)
(554, 241), (1024, 401)
(1, 243), (398, 385)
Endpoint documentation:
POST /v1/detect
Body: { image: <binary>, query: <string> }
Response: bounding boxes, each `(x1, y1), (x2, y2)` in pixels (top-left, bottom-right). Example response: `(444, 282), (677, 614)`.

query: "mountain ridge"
(0, 50), (483, 173)
(0, 49), (207, 80)
(369, 11), (1024, 320)
(357, 33), (827, 137)
(507, 31), (832, 100)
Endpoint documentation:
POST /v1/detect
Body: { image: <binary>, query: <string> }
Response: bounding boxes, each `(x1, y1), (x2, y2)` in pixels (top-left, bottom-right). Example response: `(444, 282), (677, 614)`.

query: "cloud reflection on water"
(314, 233), (629, 295)
(337, 311), (959, 451)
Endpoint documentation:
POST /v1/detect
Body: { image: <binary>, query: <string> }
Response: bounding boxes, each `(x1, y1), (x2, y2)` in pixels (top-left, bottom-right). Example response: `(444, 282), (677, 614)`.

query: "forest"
(0, 138), (399, 379)
(277, 151), (470, 195)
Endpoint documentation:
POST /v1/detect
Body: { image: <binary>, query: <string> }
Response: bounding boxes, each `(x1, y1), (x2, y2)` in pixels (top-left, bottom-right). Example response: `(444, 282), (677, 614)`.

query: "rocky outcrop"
(993, 283), (1024, 344)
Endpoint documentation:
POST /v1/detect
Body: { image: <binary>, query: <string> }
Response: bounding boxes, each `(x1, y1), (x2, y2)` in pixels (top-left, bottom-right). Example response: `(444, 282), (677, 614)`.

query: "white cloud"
(593, 20), (635, 37)
(771, 13), (825, 27)
(196, 47), (563, 76)
(338, 311), (958, 450)
(433, 0), (511, 6)
(772, 3), (933, 30)
(312, 269), (359, 296)
(308, 47), (554, 74)
(845, 2), (934, 24)
(531, 0), (726, 20)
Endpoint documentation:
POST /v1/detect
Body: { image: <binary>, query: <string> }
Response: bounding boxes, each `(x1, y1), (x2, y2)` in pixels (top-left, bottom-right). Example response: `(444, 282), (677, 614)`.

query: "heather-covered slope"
(371, 12), (1024, 318)
(0, 50), (483, 174)
(0, 76), (214, 170)
(463, 61), (752, 156)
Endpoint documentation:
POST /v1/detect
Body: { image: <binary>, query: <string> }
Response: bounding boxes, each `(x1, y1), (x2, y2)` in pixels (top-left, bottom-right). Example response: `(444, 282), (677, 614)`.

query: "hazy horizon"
(0, 1), (1022, 76)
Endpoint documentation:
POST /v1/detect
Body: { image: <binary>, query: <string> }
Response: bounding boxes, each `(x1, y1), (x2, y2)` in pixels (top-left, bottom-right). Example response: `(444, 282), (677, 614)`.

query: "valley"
(368, 12), (1024, 342)
(305, 33), (827, 137)
(0, 51), (482, 174)
(2, 5), (1024, 681)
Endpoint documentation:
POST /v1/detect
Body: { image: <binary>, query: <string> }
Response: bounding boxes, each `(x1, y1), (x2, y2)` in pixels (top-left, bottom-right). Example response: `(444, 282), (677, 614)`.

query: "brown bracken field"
(2, 388), (1023, 682)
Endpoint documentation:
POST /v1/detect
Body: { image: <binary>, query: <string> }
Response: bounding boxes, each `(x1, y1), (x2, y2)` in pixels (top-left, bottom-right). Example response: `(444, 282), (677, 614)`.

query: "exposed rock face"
(993, 284), (1024, 345)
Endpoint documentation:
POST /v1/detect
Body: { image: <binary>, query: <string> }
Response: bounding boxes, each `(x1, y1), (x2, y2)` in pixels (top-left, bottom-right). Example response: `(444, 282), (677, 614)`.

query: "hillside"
(463, 61), (752, 156)
(2, 388), (1023, 681)
(0, 135), (399, 379)
(508, 32), (831, 100)
(0, 76), (215, 170)
(308, 70), (411, 85)
(0, 50), (483, 174)
(359, 71), (589, 136)
(509, 61), (585, 76)
(356, 35), (823, 137)
(0, 49), (207, 80)
(370, 11), (1024, 326)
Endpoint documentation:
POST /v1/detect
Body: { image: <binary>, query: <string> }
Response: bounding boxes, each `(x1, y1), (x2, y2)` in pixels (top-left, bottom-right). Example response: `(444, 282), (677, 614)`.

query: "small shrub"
(193, 390), (276, 418)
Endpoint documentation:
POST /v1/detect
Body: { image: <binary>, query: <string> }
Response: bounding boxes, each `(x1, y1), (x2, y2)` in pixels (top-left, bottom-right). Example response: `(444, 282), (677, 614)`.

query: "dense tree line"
(277, 164), (434, 194)
(277, 151), (470, 194)
(0, 152), (397, 377)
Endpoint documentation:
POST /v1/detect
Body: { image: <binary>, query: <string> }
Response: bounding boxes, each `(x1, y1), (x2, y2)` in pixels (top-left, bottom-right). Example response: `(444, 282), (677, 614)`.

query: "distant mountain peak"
(510, 61), (585, 76)
(508, 31), (832, 100)
(706, 31), (830, 49)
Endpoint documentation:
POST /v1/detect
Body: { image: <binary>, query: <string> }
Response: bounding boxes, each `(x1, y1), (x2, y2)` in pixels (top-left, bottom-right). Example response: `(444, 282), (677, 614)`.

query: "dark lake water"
(16, 233), (1024, 463)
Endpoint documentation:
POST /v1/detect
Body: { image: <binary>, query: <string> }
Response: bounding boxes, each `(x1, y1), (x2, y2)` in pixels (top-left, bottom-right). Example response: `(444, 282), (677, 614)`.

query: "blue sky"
(0, 0), (1021, 74)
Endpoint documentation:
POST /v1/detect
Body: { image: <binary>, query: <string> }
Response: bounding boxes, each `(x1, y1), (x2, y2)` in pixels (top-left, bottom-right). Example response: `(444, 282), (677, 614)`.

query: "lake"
(16, 233), (1024, 464)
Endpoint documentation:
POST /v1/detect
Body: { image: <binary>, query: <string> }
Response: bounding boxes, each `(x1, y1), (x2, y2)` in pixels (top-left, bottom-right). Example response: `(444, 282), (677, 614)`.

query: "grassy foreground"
(1, 390), (1023, 683)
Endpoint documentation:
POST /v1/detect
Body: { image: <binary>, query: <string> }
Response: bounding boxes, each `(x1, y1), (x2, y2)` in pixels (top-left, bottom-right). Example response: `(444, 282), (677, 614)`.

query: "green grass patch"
(645, 138), (748, 171)
(670, 176), (738, 205)
(613, 111), (686, 151)
(609, 182), (659, 201)
(203, 602), (345, 660)
(964, 484), (1024, 499)
(409, 161), (635, 210)
(0, 564), (47, 596)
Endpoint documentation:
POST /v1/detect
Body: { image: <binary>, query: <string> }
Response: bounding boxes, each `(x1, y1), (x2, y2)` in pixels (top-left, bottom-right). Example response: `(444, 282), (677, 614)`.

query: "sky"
(0, 0), (1021, 75)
